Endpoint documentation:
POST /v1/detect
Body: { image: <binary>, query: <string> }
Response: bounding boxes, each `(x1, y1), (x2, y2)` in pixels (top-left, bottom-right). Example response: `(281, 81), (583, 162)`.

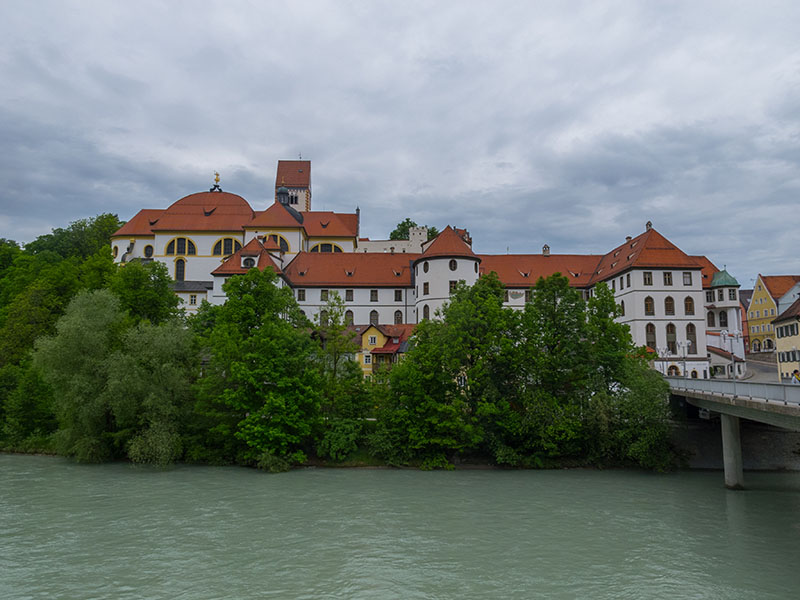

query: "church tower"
(275, 160), (311, 211)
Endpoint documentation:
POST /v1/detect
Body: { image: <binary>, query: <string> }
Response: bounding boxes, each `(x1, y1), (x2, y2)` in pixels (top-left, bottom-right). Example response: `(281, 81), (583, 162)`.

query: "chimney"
(542, 244), (550, 257)
(625, 236), (632, 242)
(646, 220), (653, 231)
(356, 206), (360, 237)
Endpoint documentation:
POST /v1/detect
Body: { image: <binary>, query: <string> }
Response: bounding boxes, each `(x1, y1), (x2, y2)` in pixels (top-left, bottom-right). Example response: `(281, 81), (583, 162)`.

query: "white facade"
(357, 227), (428, 254)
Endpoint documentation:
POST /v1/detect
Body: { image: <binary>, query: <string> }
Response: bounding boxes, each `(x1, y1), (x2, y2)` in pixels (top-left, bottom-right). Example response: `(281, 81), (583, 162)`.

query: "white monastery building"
(111, 160), (746, 380)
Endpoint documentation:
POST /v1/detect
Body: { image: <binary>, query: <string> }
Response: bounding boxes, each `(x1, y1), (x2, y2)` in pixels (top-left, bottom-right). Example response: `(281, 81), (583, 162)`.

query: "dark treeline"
(0, 215), (676, 471)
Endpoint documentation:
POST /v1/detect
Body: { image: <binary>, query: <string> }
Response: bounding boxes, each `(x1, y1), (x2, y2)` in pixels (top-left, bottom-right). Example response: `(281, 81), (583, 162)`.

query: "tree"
(195, 268), (321, 469)
(389, 218), (439, 241)
(24, 214), (123, 260)
(108, 260), (180, 324)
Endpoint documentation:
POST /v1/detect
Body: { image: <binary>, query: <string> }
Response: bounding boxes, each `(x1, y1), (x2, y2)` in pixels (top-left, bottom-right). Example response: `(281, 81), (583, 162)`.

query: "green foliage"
(108, 260), (180, 324)
(389, 218), (439, 241)
(24, 214), (123, 259)
(2, 360), (56, 444)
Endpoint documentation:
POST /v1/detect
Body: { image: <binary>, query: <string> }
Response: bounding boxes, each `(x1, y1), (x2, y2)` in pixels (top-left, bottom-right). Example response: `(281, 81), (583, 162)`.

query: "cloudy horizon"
(2, 1), (799, 288)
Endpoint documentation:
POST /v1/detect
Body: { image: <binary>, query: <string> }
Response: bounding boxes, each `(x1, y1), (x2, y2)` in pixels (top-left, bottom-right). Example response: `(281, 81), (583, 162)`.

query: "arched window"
(175, 258), (185, 282)
(394, 310), (402, 324)
(666, 323), (676, 354)
(310, 243), (343, 253)
(243, 257), (255, 268)
(687, 323), (697, 354)
(112, 246), (119, 258)
(691, 370), (698, 379)
(144, 245), (154, 258)
(684, 296), (694, 315)
(369, 310), (379, 325)
(646, 323), (656, 350)
(707, 311), (715, 327)
(752, 339), (761, 352)
(619, 300), (625, 316)
(764, 338), (773, 350)
(423, 305), (429, 320)
(423, 261), (429, 273)
(319, 310), (329, 326)
(665, 296), (675, 315)
(213, 238), (242, 256)
(644, 296), (655, 316)
(667, 365), (680, 376)
(449, 259), (457, 271)
(719, 311), (728, 327)
(345, 310), (353, 325)
(166, 237), (196, 256)
(260, 234), (289, 252)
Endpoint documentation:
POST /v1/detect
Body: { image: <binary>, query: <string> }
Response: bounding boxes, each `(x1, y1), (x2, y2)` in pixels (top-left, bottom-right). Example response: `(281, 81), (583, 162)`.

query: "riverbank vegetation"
(0, 215), (676, 471)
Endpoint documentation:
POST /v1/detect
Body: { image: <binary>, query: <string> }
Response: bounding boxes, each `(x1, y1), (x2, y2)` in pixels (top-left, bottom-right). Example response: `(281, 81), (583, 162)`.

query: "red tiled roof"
(276, 160), (311, 188)
(211, 237), (282, 275)
(111, 209), (164, 237)
(283, 252), (421, 286)
(369, 324), (416, 354)
(774, 297), (800, 323)
(478, 254), (602, 288)
(249, 202), (304, 228)
(303, 211), (359, 238)
(151, 191), (254, 232)
(708, 346), (745, 362)
(418, 225), (477, 260)
(761, 275), (800, 300)
(689, 255), (719, 289)
(588, 228), (701, 285)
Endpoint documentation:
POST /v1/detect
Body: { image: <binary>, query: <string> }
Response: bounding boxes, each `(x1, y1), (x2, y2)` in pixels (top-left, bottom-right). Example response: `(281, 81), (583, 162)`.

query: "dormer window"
(242, 257), (256, 268)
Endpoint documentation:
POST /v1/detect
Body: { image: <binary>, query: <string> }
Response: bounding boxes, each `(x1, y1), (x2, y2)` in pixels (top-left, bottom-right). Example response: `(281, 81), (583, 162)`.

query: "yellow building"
(746, 275), (800, 353)
(349, 324), (415, 377)
(774, 299), (800, 381)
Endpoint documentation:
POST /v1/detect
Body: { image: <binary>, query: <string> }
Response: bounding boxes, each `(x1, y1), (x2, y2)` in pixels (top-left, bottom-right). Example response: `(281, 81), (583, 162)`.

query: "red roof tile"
(761, 275), (800, 300)
(689, 255), (719, 289)
(211, 238), (282, 275)
(418, 226), (477, 260)
(479, 254), (602, 288)
(151, 191), (254, 232)
(283, 252), (421, 287)
(249, 202), (304, 229)
(302, 211), (359, 238)
(276, 160), (311, 188)
(111, 209), (164, 237)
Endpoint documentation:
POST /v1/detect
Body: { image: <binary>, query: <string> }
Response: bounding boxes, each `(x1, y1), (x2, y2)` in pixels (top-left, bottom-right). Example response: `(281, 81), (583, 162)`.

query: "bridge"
(666, 377), (800, 489)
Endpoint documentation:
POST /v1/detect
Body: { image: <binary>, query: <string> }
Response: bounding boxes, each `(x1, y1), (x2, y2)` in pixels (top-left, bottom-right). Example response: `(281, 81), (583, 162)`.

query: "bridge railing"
(665, 377), (800, 406)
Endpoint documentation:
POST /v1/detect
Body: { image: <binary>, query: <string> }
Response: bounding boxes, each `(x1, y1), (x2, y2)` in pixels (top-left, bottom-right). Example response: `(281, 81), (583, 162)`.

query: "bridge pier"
(720, 414), (744, 490)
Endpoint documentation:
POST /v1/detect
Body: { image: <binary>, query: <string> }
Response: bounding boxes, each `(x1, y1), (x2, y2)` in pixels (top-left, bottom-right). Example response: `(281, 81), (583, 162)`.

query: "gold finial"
(214, 171), (220, 185)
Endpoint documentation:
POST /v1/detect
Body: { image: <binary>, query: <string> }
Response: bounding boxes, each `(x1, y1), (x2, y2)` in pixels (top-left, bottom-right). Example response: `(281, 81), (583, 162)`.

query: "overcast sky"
(1, 1), (798, 287)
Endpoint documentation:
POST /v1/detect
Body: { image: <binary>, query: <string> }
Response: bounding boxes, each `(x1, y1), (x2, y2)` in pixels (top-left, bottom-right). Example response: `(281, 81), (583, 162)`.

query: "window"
(395, 289), (402, 302)
(423, 305), (429, 320)
(771, 308), (775, 316)
(684, 296), (694, 315)
(423, 282), (429, 295)
(213, 238), (243, 256)
(346, 289), (353, 302)
(264, 234), (289, 252)
(449, 280), (457, 294)
(620, 300), (625, 316)
(175, 258), (185, 281)
(646, 323), (656, 349)
(189, 294), (197, 306)
(717, 289), (724, 302)
(423, 261), (429, 273)
(449, 259), (457, 271)
(370, 289), (378, 302)
(310, 243), (343, 253)
(243, 257), (255, 268)
(504, 290), (509, 302)
(345, 310), (353, 325)
(144, 245), (153, 258)
(706, 291), (714, 303)
(719, 311), (728, 327)
(297, 289), (305, 301)
(666, 323), (676, 354)
(289, 193), (298, 205)
(369, 310), (379, 325)
(665, 296), (675, 315)
(626, 273), (630, 287)
(687, 323), (697, 354)
(394, 310), (402, 324)
(707, 311), (715, 327)
(525, 290), (531, 303)
(474, 263), (478, 273)
(619, 277), (624, 289)
(320, 289), (329, 301)
(167, 237), (196, 256)
(644, 296), (655, 315)
(368, 335), (377, 345)
(320, 310), (329, 326)
(683, 272), (692, 286)
(663, 272), (672, 286)
(755, 310), (760, 318)
(611, 280), (615, 291)
(113, 246), (119, 258)
(643, 272), (653, 285)
(728, 289), (737, 301)
(364, 354), (371, 365)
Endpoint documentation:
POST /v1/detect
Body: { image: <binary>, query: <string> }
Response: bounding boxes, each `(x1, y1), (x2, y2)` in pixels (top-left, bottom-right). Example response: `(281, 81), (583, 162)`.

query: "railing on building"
(665, 377), (800, 407)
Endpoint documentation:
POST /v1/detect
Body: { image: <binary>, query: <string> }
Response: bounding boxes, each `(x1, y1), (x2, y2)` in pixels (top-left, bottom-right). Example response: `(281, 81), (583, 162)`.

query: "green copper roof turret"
(711, 269), (739, 288)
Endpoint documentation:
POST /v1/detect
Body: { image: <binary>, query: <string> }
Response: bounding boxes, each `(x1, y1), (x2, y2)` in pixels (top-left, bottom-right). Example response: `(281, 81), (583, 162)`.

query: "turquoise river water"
(1, 454), (799, 599)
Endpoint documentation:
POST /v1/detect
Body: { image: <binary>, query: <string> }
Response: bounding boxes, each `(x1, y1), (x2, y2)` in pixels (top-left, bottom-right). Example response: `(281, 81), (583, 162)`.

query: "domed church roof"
(152, 191), (255, 231)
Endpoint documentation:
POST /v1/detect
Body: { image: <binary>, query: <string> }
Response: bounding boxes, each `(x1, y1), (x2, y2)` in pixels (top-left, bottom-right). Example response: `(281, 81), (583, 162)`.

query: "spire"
(210, 171), (222, 192)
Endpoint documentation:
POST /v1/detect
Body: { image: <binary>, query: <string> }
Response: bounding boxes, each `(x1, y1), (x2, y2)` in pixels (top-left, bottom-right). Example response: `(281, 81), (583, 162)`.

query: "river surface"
(2, 455), (799, 599)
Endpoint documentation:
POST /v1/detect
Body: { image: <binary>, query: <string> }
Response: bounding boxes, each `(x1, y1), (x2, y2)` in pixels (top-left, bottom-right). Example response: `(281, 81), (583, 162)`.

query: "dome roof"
(710, 269), (739, 288)
(153, 191), (255, 231)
